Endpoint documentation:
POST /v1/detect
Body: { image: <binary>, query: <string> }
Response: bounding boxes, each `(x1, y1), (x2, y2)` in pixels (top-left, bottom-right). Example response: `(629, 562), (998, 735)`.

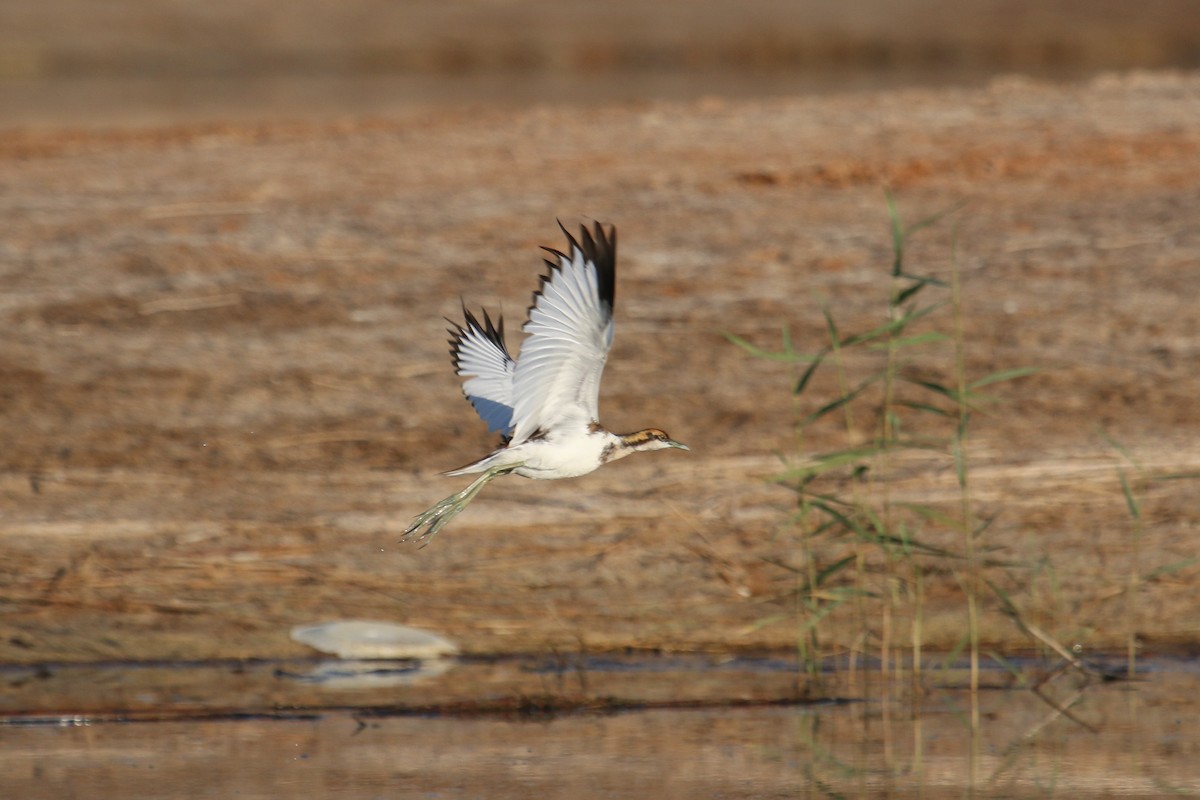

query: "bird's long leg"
(401, 464), (520, 546)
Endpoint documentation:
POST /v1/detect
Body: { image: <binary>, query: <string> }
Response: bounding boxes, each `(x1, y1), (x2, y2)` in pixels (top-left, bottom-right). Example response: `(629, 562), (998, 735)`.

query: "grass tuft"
(729, 191), (1042, 688)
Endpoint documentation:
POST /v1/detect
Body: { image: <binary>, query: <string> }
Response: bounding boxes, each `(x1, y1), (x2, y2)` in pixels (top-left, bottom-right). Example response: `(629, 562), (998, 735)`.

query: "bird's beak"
(668, 440), (690, 451)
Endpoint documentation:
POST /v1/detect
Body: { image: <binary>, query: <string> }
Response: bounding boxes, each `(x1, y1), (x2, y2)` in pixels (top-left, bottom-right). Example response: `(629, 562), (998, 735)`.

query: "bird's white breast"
(509, 428), (617, 480)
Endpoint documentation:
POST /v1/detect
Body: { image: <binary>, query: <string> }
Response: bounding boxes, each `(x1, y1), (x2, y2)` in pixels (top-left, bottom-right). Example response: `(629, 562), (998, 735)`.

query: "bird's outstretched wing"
(449, 305), (516, 436)
(509, 221), (616, 446)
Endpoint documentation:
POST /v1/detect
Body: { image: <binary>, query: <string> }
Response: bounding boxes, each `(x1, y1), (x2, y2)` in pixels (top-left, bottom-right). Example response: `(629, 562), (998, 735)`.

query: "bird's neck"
(595, 429), (653, 465)
(589, 429), (628, 465)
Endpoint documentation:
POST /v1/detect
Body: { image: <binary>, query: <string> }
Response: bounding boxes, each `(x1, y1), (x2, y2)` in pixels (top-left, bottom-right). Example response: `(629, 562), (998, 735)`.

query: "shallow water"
(4, 655), (1200, 798)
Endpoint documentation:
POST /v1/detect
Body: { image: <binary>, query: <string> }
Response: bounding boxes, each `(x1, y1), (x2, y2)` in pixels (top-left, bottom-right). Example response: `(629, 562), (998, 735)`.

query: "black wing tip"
(579, 220), (617, 312)
(447, 303), (510, 369)
(554, 218), (616, 270)
(529, 219), (618, 319)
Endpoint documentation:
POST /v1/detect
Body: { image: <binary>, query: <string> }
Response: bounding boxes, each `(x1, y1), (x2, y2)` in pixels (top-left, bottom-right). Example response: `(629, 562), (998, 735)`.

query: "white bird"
(401, 221), (688, 545)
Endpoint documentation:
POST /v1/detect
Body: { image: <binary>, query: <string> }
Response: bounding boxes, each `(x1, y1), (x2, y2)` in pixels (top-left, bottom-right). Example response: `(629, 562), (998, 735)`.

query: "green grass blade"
(1096, 426), (1142, 470)
(886, 188), (905, 277)
(1145, 558), (1200, 581)
(814, 555), (857, 586)
(1117, 469), (1141, 521)
(899, 502), (961, 528)
(866, 332), (951, 351)
(807, 498), (868, 538)
(895, 273), (950, 305)
(1149, 471), (1200, 482)
(940, 632), (970, 672)
(987, 651), (1025, 684)
(805, 515), (849, 538)
(840, 303), (944, 348)
(773, 446), (888, 482)
(723, 330), (811, 363)
(897, 271), (949, 289)
(903, 376), (957, 401)
(797, 595), (854, 634)
(896, 277), (927, 305)
(892, 399), (955, 417)
(794, 348), (829, 395)
(972, 513), (999, 539)
(741, 613), (791, 634)
(822, 306), (840, 343)
(906, 199), (970, 235)
(984, 578), (1019, 617)
(968, 367), (1040, 389)
(758, 556), (803, 575)
(799, 376), (882, 427)
(953, 422), (970, 489)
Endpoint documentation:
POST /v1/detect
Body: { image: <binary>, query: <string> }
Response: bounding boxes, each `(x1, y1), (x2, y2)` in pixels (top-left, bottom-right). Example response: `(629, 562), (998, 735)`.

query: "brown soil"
(2, 71), (1199, 666)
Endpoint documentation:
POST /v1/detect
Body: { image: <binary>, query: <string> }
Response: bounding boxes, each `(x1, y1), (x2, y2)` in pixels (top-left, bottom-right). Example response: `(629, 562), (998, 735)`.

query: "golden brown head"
(617, 428), (689, 453)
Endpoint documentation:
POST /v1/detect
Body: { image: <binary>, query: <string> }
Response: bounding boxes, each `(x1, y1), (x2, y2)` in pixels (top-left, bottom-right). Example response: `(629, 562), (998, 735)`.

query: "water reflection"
(4, 661), (1199, 798)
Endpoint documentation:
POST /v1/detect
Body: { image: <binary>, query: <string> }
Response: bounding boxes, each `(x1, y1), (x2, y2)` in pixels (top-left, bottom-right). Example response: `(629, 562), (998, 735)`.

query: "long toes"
(400, 500), (461, 544)
(400, 517), (433, 542)
(400, 516), (429, 539)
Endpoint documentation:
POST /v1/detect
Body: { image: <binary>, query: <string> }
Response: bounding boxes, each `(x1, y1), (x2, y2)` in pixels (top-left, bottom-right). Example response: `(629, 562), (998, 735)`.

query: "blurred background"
(3, 0), (1198, 129)
(5, 4), (1200, 793)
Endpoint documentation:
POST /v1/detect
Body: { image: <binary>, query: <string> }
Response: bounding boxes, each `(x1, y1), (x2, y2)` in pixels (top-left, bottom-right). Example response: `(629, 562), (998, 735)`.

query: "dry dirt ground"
(2, 72), (1199, 666)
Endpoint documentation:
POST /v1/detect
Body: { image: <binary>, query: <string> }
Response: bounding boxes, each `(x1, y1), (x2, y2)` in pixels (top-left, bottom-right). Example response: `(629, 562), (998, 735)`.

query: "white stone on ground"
(291, 620), (459, 659)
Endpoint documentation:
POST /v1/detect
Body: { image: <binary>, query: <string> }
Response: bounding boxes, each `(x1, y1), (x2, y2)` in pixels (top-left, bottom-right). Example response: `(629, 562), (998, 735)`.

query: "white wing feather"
(450, 307), (516, 436)
(509, 223), (616, 446)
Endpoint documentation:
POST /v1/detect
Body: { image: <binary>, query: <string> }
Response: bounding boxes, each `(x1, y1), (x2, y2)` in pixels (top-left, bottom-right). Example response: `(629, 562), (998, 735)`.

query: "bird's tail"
(442, 448), (507, 477)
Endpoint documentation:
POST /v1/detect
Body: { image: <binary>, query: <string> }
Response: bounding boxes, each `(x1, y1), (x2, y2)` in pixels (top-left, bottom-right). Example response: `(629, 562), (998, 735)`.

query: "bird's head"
(619, 428), (690, 453)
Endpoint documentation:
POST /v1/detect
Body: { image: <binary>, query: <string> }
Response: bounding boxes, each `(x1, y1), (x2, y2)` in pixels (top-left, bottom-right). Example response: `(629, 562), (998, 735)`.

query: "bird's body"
(446, 422), (675, 480)
(447, 424), (615, 479)
(402, 221), (687, 544)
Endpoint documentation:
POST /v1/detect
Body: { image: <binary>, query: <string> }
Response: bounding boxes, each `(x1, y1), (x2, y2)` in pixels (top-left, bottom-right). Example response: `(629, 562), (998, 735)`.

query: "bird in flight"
(402, 221), (689, 545)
